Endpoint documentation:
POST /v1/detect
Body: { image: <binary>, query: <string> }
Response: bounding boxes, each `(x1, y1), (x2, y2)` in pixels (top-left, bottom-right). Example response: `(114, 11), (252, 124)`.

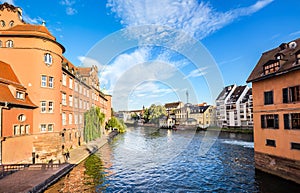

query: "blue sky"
(2, 0), (300, 111)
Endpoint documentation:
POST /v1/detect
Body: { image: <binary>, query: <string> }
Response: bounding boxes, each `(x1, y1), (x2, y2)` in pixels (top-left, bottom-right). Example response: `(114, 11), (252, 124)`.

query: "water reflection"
(46, 127), (300, 192)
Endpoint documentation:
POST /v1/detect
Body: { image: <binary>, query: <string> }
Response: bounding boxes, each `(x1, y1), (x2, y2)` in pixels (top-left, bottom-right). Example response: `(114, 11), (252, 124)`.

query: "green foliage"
(106, 117), (127, 133)
(84, 107), (105, 143)
(143, 104), (167, 124)
(84, 154), (106, 191)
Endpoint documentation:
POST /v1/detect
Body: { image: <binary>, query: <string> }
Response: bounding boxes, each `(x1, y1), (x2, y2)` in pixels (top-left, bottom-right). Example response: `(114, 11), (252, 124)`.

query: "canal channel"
(46, 126), (300, 192)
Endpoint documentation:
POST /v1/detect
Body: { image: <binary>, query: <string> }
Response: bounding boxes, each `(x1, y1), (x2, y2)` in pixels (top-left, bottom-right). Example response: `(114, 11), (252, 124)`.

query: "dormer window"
(0, 20), (5, 27)
(9, 20), (14, 27)
(296, 51), (300, 64)
(6, 40), (13, 48)
(44, 53), (52, 65)
(264, 60), (280, 75)
(16, 91), (24, 100)
(275, 53), (283, 60)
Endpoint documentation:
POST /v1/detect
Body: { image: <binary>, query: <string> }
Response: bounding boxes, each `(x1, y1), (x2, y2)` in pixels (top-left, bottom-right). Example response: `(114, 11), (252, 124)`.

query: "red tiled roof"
(165, 102), (182, 109)
(247, 38), (300, 83)
(0, 61), (36, 108)
(7, 24), (54, 38)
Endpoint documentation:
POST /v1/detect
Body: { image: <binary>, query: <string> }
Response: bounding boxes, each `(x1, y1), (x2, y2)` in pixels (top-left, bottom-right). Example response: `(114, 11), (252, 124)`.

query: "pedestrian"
(66, 148), (70, 160)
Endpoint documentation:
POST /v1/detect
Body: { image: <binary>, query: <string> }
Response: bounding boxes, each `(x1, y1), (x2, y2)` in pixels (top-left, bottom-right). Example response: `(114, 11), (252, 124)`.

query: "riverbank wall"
(0, 133), (118, 193)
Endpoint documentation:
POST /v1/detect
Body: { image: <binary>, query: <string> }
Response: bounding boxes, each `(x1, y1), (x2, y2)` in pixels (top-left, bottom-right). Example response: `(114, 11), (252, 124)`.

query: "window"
(283, 85), (300, 103)
(62, 113), (66, 125)
(6, 40), (13, 48)
(62, 93), (67, 105)
(264, 61), (280, 75)
(74, 97), (78, 108)
(261, 114), (279, 129)
(41, 101), (47, 113)
(1, 20), (5, 27)
(16, 91), (24, 99)
(40, 124), (47, 132)
(296, 52), (300, 64)
(0, 40), (2, 47)
(291, 142), (300, 150)
(44, 53), (52, 65)
(41, 75), (47, 87)
(62, 73), (66, 86)
(79, 99), (82, 109)
(69, 114), (73, 124)
(48, 124), (53, 132)
(284, 113), (300, 129)
(266, 139), (276, 147)
(49, 77), (54, 88)
(79, 114), (83, 124)
(25, 125), (30, 134)
(48, 101), (54, 113)
(75, 114), (78, 124)
(79, 85), (82, 94)
(75, 81), (78, 92)
(264, 91), (273, 105)
(69, 95), (73, 107)
(9, 20), (14, 27)
(18, 114), (26, 122)
(13, 125), (19, 135)
(20, 125), (25, 135)
(69, 78), (73, 89)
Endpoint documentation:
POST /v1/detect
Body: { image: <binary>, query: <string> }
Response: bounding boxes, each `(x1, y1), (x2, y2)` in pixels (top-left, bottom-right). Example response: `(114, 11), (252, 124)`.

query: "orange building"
(0, 3), (112, 164)
(247, 38), (300, 183)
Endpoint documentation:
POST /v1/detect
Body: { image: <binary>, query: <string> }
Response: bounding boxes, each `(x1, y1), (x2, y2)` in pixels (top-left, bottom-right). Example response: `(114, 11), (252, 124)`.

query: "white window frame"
(62, 73), (66, 86)
(62, 93), (67, 106)
(6, 40), (13, 48)
(44, 53), (52, 65)
(48, 124), (53, 132)
(69, 114), (73, 125)
(40, 124), (47, 132)
(69, 77), (73, 89)
(48, 101), (54, 113)
(41, 101), (47, 113)
(41, 75), (47, 87)
(48, 76), (54, 88)
(62, 113), (66, 126)
(69, 95), (73, 107)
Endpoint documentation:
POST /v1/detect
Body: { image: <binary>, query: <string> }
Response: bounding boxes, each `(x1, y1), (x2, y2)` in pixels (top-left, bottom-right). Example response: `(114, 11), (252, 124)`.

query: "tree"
(84, 107), (105, 143)
(143, 104), (167, 124)
(106, 117), (126, 133)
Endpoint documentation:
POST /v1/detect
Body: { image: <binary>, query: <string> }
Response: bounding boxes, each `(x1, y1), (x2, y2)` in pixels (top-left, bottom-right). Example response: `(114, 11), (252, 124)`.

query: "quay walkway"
(0, 135), (109, 193)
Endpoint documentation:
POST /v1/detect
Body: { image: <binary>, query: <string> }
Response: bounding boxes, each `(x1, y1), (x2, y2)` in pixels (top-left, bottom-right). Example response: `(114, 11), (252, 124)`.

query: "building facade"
(0, 3), (111, 164)
(216, 84), (253, 128)
(247, 38), (300, 184)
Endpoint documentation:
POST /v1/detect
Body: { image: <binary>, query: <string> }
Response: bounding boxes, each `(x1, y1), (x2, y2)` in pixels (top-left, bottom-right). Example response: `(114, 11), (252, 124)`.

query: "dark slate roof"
(190, 105), (210, 114)
(247, 38), (300, 83)
(165, 101), (182, 109)
(216, 85), (235, 100)
(228, 86), (247, 103)
(242, 88), (252, 103)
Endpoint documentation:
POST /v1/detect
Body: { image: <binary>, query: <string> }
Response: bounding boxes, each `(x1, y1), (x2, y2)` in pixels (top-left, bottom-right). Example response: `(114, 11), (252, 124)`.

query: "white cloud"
(0, 0), (14, 5)
(60, 0), (78, 15)
(184, 67), (208, 79)
(22, 14), (43, 24)
(290, 30), (300, 37)
(66, 7), (78, 15)
(107, 0), (273, 40)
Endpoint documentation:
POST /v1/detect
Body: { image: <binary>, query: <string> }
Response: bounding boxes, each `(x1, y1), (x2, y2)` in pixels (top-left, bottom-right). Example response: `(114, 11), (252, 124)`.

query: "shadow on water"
(255, 169), (300, 193)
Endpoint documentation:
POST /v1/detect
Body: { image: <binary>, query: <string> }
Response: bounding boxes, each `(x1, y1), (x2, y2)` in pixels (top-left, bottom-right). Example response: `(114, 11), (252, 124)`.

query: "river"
(46, 126), (300, 192)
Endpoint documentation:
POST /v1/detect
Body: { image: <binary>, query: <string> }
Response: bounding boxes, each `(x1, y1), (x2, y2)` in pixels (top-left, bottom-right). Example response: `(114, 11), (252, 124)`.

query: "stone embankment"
(0, 134), (114, 193)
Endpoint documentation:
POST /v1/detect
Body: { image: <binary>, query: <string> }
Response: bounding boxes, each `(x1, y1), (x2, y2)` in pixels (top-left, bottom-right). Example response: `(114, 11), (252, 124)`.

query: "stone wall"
(33, 132), (63, 163)
(255, 151), (300, 184)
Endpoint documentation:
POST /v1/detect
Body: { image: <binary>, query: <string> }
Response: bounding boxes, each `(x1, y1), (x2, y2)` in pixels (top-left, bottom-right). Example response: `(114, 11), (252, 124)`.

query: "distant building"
(189, 105), (216, 128)
(247, 38), (300, 184)
(216, 84), (253, 128)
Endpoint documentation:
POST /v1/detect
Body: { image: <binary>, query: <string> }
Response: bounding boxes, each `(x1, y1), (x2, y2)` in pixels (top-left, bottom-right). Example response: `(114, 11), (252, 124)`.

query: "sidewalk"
(0, 135), (108, 193)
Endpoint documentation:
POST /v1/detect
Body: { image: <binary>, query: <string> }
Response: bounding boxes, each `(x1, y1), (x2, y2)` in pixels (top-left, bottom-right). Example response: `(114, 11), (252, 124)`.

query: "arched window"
(0, 40), (2, 48)
(44, 53), (52, 65)
(6, 40), (13, 48)
(9, 20), (14, 27)
(0, 20), (5, 27)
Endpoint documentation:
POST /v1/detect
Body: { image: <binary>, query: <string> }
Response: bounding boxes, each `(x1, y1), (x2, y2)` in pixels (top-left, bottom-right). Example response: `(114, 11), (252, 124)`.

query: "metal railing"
(0, 163), (62, 179)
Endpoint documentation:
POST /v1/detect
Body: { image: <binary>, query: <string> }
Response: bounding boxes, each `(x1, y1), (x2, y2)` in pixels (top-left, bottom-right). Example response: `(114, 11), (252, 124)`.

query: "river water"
(46, 126), (300, 192)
